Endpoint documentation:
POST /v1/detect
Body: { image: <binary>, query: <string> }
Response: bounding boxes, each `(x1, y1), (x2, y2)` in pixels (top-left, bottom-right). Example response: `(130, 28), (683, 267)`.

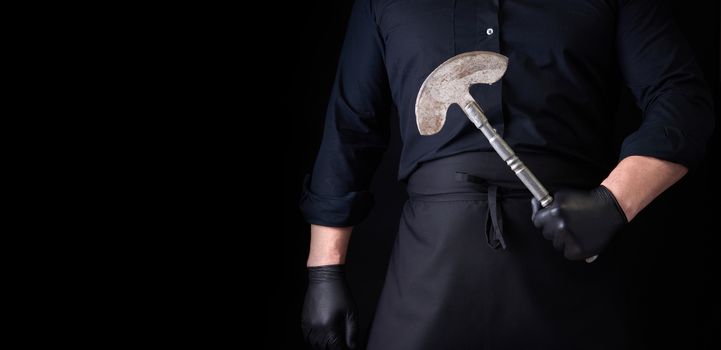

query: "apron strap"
(455, 172), (508, 250)
(486, 184), (507, 250)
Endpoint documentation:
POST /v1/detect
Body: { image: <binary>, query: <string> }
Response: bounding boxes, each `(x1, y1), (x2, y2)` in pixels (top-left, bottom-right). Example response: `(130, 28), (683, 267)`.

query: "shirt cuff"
(299, 175), (374, 227)
(619, 124), (703, 168)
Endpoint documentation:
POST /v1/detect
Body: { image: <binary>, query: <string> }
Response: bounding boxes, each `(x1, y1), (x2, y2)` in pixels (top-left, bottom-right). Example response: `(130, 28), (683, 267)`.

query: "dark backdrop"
(276, 1), (720, 349)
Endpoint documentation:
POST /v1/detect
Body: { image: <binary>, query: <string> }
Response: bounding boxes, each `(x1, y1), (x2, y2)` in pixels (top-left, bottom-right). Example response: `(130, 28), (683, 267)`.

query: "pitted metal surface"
(415, 51), (508, 135)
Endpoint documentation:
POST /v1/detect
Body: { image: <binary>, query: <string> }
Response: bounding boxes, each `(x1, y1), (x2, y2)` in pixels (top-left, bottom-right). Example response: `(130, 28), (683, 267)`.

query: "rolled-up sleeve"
(616, 0), (714, 168)
(300, 0), (392, 227)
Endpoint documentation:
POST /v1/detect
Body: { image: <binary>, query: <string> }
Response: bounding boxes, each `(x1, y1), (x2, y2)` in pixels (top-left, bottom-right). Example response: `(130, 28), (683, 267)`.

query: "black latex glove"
(301, 264), (357, 350)
(532, 185), (628, 260)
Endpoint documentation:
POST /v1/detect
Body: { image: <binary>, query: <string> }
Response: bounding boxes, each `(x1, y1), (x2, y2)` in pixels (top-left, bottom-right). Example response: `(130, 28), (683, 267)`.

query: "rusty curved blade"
(415, 51), (508, 135)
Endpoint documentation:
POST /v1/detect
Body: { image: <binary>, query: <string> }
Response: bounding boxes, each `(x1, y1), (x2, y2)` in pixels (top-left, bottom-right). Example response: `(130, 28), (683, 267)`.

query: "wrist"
(599, 181), (635, 221)
(600, 156), (688, 222)
(307, 252), (345, 267)
(308, 224), (352, 267)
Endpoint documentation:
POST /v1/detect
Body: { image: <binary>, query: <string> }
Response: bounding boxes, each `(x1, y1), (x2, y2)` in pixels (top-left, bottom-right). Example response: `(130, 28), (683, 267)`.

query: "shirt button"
(486, 28), (494, 35)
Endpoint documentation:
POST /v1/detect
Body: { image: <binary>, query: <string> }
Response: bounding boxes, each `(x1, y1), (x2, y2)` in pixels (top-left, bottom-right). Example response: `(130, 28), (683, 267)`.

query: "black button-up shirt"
(301, 0), (714, 227)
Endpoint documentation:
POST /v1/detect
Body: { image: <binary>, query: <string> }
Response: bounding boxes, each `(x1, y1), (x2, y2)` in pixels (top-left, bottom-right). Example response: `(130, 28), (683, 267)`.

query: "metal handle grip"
(463, 101), (597, 264)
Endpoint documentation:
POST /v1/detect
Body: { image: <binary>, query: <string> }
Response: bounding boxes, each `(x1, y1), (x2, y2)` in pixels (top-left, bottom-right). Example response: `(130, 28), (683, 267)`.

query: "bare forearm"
(307, 225), (353, 267)
(601, 155), (688, 221)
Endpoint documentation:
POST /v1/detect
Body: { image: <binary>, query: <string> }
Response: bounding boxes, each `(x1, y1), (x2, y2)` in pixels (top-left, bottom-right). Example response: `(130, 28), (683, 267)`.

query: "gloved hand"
(531, 185), (628, 260)
(301, 264), (357, 350)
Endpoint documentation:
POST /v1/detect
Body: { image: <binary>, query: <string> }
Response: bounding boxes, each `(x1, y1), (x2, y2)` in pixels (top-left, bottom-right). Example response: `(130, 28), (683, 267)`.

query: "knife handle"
(463, 101), (598, 264)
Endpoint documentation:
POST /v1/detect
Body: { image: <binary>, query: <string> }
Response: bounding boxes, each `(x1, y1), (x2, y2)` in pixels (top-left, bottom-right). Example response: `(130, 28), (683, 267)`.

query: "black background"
(274, 1), (720, 349)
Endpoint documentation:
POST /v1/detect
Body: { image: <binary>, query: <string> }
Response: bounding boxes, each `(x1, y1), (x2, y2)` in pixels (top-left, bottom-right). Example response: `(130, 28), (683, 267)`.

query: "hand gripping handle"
(463, 101), (598, 263)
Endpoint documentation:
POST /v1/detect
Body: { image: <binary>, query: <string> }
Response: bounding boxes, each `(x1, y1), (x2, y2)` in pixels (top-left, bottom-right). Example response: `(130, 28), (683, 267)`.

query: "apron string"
(486, 184), (507, 250)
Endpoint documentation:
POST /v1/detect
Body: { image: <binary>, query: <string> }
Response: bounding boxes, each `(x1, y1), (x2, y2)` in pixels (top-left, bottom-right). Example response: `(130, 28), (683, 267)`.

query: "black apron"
(367, 152), (631, 350)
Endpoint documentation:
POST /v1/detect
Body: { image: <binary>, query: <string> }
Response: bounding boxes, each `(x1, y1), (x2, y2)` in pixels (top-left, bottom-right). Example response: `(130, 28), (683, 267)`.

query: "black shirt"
(300, 0), (714, 227)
